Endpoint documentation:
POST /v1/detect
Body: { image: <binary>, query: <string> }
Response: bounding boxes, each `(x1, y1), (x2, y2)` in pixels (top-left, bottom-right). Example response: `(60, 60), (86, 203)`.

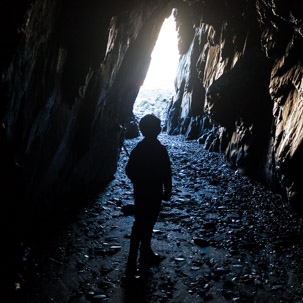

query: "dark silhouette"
(125, 114), (172, 277)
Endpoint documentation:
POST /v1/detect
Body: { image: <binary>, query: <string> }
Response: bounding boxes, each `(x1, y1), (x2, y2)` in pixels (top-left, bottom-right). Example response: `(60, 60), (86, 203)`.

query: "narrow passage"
(21, 134), (303, 303)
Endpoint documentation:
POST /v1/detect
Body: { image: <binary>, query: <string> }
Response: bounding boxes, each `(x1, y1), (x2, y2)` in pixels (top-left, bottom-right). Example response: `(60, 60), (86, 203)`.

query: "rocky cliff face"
(2, 0), (303, 226)
(166, 0), (303, 212)
(3, 0), (172, 223)
(168, 1), (273, 173)
(257, 0), (303, 211)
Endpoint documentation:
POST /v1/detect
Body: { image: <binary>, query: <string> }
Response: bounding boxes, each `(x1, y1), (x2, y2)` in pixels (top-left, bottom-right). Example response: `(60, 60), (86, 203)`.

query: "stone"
(92, 294), (107, 300)
(125, 116), (139, 139)
(193, 237), (210, 248)
(121, 204), (135, 216)
(271, 285), (285, 291)
(4, 2), (303, 302)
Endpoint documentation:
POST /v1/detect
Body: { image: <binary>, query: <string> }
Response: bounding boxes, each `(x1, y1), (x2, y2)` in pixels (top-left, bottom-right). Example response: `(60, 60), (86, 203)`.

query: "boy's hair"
(139, 114), (161, 138)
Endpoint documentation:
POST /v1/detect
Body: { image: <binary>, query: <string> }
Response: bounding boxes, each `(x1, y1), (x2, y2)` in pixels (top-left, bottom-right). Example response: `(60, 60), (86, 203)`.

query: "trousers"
(127, 199), (161, 269)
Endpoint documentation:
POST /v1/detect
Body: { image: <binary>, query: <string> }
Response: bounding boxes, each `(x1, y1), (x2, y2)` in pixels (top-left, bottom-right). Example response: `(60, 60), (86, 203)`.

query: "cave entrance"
(133, 13), (179, 123)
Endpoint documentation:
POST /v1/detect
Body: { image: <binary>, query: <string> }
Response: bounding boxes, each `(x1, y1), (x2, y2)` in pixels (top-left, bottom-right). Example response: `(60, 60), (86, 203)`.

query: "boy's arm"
(125, 149), (136, 182)
(162, 149), (172, 201)
(163, 174), (172, 201)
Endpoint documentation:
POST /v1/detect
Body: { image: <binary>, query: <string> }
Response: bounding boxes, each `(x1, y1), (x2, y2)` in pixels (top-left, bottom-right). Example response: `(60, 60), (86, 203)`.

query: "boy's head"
(139, 114), (161, 138)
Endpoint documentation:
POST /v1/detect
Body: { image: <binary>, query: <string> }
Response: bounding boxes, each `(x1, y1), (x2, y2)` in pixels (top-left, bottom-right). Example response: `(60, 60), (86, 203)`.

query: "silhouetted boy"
(125, 114), (172, 276)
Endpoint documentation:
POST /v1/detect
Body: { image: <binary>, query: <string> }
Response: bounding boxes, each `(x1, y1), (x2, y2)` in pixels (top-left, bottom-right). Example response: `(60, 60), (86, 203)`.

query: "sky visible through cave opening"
(133, 14), (179, 120)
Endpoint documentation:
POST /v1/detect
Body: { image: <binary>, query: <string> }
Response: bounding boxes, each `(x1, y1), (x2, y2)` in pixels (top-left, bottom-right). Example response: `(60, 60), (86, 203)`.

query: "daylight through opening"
(133, 13), (179, 122)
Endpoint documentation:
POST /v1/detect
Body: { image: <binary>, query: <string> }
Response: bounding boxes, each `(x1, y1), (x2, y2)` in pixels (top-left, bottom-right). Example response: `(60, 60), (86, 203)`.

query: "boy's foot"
(138, 266), (150, 279)
(121, 269), (140, 287)
(148, 250), (166, 264)
(148, 252), (164, 265)
(125, 263), (138, 278)
(140, 252), (165, 268)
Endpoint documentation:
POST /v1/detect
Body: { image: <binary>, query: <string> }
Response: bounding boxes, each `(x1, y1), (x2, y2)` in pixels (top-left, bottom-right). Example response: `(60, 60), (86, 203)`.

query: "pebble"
(271, 285), (285, 290)
(109, 246), (121, 249)
(92, 294), (107, 300)
(193, 237), (209, 247)
(121, 204), (135, 216)
(21, 134), (303, 303)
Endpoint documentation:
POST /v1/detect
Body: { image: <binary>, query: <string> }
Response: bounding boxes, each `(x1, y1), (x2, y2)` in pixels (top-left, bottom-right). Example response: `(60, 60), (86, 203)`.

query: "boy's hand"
(162, 192), (171, 201)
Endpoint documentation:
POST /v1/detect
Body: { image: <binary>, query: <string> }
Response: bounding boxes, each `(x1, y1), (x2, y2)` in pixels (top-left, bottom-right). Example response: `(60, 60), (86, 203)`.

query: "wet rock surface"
(4, 0), (171, 209)
(17, 134), (303, 303)
(4, 0), (303, 254)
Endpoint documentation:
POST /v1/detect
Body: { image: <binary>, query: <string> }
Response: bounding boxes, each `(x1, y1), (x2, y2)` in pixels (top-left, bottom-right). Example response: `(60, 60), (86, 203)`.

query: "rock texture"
(3, 0), (172, 224)
(17, 134), (303, 303)
(167, 1), (274, 177)
(166, 0), (303, 212)
(2, 0), (303, 229)
(257, 0), (303, 211)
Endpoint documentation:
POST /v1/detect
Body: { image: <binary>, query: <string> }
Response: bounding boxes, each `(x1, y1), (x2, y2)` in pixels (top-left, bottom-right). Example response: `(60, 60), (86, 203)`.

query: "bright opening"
(133, 13), (179, 121)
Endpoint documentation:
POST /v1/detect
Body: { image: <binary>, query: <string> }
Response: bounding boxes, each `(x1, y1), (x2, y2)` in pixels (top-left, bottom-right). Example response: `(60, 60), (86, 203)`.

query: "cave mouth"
(133, 13), (179, 123)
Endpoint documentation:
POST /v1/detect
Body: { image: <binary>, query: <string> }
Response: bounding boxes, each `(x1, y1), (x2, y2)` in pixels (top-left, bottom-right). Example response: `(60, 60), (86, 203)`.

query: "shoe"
(125, 263), (138, 278)
(139, 252), (165, 269)
(122, 268), (139, 287)
(148, 252), (165, 265)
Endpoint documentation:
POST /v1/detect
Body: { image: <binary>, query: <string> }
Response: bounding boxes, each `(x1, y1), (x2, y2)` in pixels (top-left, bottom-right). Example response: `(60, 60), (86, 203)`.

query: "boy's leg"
(126, 221), (140, 275)
(140, 215), (157, 257)
(139, 207), (161, 269)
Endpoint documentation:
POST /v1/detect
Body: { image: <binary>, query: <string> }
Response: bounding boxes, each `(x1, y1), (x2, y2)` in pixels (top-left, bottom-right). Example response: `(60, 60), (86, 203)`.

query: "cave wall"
(166, 0), (303, 210)
(257, 0), (303, 209)
(167, 0), (274, 176)
(3, 0), (303, 226)
(2, 0), (172, 223)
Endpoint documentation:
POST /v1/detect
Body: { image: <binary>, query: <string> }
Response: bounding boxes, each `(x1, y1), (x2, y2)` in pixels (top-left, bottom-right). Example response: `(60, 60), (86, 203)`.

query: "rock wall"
(257, 0), (303, 211)
(167, 1), (273, 173)
(166, 0), (303, 211)
(2, 0), (303, 227)
(3, 0), (172, 225)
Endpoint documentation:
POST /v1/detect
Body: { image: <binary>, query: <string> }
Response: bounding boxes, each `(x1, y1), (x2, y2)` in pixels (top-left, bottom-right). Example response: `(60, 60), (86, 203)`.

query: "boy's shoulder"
(140, 138), (166, 147)
(133, 138), (167, 153)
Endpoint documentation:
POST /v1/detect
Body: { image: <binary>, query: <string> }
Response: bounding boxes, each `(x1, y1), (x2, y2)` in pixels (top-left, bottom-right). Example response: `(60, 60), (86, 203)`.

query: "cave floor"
(18, 134), (303, 303)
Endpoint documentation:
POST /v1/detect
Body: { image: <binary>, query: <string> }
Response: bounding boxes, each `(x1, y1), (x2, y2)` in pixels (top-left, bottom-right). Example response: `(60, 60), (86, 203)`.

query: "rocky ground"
(16, 134), (303, 303)
(133, 88), (172, 121)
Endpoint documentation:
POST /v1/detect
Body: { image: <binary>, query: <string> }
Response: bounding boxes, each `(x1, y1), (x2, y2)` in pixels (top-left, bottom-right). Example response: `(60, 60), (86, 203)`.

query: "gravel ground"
(17, 134), (303, 303)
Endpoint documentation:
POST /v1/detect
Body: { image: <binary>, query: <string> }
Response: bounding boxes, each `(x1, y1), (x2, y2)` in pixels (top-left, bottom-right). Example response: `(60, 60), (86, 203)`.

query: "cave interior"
(1, 0), (303, 300)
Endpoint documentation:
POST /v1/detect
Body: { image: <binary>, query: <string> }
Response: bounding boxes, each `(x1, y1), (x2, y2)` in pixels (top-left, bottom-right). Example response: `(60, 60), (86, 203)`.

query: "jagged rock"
(165, 0), (303, 209)
(2, 2), (303, 299)
(193, 237), (209, 248)
(125, 116), (139, 139)
(121, 204), (135, 216)
(3, 0), (172, 220)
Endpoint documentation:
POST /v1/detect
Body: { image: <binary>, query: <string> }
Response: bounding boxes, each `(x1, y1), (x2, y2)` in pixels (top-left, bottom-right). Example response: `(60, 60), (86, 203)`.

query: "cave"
(2, 0), (303, 301)
(132, 13), (178, 121)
